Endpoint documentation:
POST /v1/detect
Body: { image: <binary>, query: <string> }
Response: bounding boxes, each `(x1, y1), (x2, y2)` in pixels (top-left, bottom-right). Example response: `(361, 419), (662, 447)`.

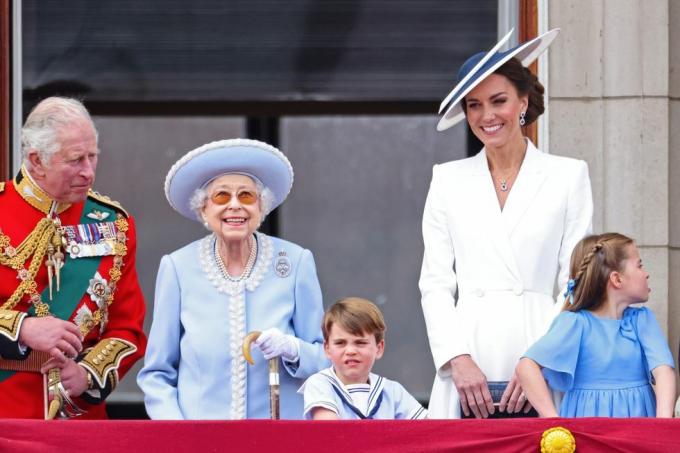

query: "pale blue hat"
(165, 138), (294, 220)
(437, 28), (560, 131)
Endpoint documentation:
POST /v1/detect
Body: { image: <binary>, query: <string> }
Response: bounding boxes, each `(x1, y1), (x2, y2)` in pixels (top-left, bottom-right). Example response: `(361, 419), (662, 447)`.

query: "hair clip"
(564, 278), (577, 305)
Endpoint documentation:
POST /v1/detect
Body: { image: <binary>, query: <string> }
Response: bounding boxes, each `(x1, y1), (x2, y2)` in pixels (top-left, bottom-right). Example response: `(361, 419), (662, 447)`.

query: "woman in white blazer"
(419, 29), (593, 419)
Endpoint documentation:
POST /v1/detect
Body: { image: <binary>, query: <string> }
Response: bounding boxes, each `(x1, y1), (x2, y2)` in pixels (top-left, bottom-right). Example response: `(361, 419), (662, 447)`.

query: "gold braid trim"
(79, 338), (137, 388)
(78, 215), (128, 337)
(87, 190), (129, 218)
(0, 217), (58, 315)
(0, 182), (5, 193)
(0, 309), (27, 341)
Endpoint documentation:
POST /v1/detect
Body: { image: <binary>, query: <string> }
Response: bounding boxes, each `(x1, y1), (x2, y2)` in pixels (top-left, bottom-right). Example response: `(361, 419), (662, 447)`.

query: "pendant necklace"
(500, 179), (509, 192)
(496, 168), (519, 192)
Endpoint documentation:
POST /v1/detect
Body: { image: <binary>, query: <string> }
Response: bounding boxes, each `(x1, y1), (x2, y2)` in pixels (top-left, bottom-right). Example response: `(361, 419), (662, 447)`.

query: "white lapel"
(469, 150), (522, 282)
(501, 141), (549, 236)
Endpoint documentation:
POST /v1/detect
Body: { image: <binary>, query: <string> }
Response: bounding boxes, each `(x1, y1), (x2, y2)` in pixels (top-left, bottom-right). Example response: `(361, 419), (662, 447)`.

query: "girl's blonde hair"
(563, 232), (634, 312)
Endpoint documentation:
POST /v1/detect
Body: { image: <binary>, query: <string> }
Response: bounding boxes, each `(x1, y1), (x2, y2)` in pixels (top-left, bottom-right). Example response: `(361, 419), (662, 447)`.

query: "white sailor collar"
(320, 367), (386, 419)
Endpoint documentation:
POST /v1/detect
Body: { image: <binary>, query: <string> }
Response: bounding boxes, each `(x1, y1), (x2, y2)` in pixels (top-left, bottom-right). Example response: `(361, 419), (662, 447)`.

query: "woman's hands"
(254, 328), (300, 362)
(451, 356), (534, 418)
(450, 354), (494, 418)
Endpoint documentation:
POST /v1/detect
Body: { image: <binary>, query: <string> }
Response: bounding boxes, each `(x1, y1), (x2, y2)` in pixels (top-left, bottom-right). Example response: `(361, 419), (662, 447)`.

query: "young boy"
(299, 297), (427, 420)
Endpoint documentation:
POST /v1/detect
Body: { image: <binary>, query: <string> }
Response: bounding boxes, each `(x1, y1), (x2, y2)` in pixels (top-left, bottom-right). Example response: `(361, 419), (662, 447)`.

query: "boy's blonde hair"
(563, 232), (634, 312)
(322, 297), (386, 343)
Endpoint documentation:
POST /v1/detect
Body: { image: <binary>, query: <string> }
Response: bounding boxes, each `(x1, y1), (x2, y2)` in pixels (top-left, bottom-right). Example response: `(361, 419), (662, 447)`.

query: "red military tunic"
(0, 169), (146, 419)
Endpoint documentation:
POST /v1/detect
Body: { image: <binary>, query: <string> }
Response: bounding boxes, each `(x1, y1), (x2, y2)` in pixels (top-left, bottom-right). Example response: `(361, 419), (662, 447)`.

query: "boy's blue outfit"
(300, 367), (427, 419)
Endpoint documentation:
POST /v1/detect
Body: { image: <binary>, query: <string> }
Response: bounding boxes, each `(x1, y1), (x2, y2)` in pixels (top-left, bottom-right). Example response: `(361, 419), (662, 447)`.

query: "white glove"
(254, 328), (300, 362)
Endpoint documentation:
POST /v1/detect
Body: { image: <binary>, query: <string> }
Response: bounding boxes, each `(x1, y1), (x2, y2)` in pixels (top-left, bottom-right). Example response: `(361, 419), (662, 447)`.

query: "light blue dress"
(137, 232), (329, 419)
(523, 307), (675, 417)
(299, 367), (427, 420)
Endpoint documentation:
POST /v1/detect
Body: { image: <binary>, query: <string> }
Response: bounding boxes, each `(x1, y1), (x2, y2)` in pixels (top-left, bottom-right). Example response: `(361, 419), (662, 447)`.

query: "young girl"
(517, 233), (676, 417)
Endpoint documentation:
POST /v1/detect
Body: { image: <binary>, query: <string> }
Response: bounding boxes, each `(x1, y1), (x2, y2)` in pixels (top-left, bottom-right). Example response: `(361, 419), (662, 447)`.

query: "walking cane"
(242, 331), (280, 419)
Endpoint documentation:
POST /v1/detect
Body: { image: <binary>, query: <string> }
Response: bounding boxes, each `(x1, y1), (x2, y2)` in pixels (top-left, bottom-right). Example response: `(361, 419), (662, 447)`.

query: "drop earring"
(519, 111), (526, 126)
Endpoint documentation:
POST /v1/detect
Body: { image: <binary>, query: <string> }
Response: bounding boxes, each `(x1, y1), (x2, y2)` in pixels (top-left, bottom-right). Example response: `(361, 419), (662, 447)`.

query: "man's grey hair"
(21, 97), (98, 167)
(190, 176), (276, 230)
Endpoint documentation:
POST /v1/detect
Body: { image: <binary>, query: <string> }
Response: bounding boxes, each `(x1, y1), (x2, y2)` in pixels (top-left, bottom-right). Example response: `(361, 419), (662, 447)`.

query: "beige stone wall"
(548, 0), (675, 362)
(670, 0), (680, 371)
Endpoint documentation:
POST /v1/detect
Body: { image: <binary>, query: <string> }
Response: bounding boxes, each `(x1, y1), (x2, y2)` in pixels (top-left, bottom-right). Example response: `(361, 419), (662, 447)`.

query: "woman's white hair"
(190, 176), (276, 230)
(21, 97), (98, 167)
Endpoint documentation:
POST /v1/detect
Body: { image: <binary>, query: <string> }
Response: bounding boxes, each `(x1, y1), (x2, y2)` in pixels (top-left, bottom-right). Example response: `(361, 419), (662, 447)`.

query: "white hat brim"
(437, 28), (560, 131)
(438, 29), (515, 114)
(164, 139), (294, 220)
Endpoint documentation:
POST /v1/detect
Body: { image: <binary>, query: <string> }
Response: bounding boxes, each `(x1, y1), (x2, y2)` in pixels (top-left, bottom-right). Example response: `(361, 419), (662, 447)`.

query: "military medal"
(86, 209), (110, 221)
(62, 221), (119, 259)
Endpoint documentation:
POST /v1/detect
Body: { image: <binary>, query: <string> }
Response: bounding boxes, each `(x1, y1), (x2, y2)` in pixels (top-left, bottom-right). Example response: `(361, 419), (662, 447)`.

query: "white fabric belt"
(459, 287), (552, 298)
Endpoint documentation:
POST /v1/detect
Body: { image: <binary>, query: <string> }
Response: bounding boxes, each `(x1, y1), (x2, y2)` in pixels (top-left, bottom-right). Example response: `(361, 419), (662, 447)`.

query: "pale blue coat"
(138, 233), (328, 419)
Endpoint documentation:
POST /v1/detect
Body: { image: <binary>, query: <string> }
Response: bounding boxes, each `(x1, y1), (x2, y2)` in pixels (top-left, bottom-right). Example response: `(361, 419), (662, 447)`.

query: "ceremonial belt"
(0, 351), (50, 373)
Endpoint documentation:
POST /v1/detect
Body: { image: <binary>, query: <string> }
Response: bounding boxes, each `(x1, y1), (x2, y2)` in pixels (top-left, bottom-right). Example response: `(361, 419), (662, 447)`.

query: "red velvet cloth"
(1, 418), (678, 452)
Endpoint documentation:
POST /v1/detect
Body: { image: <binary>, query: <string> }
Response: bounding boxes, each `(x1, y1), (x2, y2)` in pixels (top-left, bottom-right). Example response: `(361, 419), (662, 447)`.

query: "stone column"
(548, 0), (673, 347)
(669, 0), (680, 371)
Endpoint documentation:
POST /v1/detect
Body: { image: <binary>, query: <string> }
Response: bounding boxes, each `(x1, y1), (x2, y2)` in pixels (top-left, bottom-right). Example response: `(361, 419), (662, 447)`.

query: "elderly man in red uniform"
(0, 97), (146, 419)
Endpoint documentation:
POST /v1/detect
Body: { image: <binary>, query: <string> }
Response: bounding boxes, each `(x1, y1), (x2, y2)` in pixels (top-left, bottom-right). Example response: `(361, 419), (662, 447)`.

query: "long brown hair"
(563, 233), (634, 312)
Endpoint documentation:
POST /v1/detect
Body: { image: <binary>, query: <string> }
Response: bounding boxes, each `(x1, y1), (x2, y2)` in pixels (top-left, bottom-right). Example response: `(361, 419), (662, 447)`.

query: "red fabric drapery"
(1, 418), (679, 452)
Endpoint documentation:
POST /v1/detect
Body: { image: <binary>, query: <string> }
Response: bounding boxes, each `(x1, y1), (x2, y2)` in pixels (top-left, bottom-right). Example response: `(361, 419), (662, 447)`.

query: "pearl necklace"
(213, 236), (258, 282)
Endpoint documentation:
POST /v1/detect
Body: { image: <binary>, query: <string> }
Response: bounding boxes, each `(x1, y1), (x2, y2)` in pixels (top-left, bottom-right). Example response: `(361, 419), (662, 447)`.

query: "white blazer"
(419, 140), (593, 418)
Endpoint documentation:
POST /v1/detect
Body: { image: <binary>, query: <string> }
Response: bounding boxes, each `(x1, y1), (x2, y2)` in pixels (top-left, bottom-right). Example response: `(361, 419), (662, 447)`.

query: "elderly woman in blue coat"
(138, 139), (328, 419)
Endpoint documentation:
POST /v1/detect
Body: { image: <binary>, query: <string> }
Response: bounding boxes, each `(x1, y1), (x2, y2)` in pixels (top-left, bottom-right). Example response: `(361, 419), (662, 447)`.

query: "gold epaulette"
(87, 190), (129, 218)
(0, 182), (5, 193)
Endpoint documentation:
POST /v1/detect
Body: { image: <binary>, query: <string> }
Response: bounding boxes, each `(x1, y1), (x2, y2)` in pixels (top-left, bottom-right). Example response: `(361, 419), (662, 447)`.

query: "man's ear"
(27, 151), (47, 178)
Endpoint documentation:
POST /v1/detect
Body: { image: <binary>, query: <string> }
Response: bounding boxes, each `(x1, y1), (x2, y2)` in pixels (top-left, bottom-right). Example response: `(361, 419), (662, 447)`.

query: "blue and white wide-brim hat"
(437, 28), (560, 131)
(164, 138), (294, 220)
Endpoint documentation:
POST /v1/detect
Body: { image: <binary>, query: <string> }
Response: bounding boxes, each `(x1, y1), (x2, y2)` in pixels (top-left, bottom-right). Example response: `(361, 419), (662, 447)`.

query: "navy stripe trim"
(330, 385), (367, 419)
(410, 407), (426, 419)
(367, 375), (384, 409)
(366, 391), (384, 419)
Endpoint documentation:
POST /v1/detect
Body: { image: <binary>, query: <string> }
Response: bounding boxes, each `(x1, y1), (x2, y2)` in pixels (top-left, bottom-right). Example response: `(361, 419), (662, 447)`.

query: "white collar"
(320, 367), (386, 417)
